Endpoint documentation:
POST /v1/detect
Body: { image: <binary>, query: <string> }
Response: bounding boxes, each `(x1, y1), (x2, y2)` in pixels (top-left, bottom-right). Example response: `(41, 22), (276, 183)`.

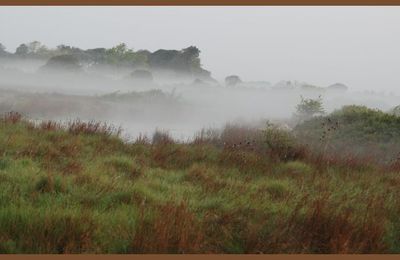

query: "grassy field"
(1, 111), (400, 253)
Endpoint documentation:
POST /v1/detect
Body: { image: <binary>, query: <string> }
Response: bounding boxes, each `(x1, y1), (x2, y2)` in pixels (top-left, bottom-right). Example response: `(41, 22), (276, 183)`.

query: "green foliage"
(4, 41), (213, 80)
(14, 41), (51, 59)
(294, 105), (400, 162)
(295, 95), (325, 121)
(389, 105), (400, 117)
(263, 122), (305, 161)
(40, 55), (82, 73)
(104, 43), (140, 67)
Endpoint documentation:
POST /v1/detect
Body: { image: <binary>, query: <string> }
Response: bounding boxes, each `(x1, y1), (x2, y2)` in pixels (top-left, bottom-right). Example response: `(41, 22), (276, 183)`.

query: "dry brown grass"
(2, 111), (23, 124)
(130, 202), (205, 253)
(67, 119), (122, 137)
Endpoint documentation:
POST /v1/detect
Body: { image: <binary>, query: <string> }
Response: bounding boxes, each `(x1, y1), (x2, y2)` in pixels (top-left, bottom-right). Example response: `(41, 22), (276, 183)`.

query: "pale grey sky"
(0, 6), (400, 92)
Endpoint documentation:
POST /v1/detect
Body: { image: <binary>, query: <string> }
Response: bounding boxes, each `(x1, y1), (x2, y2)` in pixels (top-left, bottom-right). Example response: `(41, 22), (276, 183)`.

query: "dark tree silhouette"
(40, 55), (82, 73)
(15, 44), (29, 57)
(225, 75), (242, 87)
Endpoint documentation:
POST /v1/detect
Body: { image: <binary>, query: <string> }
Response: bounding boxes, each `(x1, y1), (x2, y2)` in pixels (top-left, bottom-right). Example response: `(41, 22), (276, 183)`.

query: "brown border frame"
(1, 0), (400, 5)
(2, 255), (400, 258)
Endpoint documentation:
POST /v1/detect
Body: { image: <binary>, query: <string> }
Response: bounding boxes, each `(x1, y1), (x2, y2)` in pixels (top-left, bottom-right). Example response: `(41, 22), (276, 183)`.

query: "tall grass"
(0, 112), (399, 253)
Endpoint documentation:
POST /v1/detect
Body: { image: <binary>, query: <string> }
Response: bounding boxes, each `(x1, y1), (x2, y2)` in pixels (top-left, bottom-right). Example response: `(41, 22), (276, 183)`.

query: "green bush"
(263, 122), (306, 161)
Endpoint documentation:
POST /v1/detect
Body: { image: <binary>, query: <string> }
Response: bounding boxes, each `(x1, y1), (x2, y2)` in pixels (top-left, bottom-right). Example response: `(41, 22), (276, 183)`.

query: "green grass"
(0, 112), (400, 253)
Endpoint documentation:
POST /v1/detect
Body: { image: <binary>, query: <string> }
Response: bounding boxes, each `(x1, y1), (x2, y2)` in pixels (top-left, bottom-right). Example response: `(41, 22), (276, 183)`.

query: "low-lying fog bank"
(1, 58), (399, 141)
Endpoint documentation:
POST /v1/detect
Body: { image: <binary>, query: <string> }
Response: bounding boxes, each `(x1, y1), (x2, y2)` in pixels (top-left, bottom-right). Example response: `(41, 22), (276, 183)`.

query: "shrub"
(294, 105), (400, 164)
(225, 75), (242, 87)
(152, 129), (174, 145)
(39, 54), (82, 73)
(263, 122), (306, 161)
(294, 95), (325, 122)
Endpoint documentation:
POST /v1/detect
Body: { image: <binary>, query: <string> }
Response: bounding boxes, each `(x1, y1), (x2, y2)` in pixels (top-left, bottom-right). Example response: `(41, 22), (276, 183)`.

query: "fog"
(0, 7), (400, 140)
(1, 57), (399, 140)
(1, 7), (400, 93)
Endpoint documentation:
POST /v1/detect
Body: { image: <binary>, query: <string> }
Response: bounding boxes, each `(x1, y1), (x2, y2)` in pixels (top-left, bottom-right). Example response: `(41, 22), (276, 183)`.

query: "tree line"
(0, 41), (212, 80)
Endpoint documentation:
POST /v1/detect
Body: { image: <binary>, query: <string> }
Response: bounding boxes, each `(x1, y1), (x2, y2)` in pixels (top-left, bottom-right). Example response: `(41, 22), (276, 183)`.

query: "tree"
(56, 45), (90, 63)
(295, 95), (325, 121)
(391, 105), (400, 116)
(105, 43), (134, 66)
(225, 75), (242, 87)
(181, 46), (201, 71)
(15, 44), (29, 57)
(85, 48), (107, 65)
(148, 49), (180, 69)
(327, 83), (348, 92)
(0, 43), (7, 56)
(39, 54), (82, 73)
(27, 41), (42, 54)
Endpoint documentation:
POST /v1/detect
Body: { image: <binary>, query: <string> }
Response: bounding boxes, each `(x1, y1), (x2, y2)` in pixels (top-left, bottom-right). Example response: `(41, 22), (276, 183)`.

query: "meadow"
(1, 108), (400, 253)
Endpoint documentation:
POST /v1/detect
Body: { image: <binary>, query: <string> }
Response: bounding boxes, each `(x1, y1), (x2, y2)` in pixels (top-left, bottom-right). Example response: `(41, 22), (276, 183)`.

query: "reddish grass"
(243, 194), (387, 253)
(2, 111), (22, 124)
(185, 164), (227, 192)
(134, 133), (151, 145)
(152, 129), (175, 145)
(130, 202), (205, 253)
(39, 120), (61, 131)
(67, 119), (122, 137)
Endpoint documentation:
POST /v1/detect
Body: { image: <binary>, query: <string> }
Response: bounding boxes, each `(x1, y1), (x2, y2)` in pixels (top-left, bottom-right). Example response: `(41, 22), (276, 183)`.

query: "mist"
(1, 7), (400, 140)
(1, 55), (399, 141)
(1, 7), (400, 93)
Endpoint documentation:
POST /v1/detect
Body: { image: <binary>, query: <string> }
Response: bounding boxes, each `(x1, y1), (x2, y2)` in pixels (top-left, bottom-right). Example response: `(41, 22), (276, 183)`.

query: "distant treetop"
(3, 41), (214, 81)
(327, 83), (348, 91)
(39, 54), (82, 73)
(225, 75), (242, 87)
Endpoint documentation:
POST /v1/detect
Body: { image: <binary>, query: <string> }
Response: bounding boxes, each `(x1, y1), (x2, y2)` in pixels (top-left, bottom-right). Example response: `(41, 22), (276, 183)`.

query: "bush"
(295, 95), (325, 122)
(152, 129), (174, 145)
(225, 75), (242, 87)
(294, 105), (400, 164)
(263, 122), (306, 161)
(39, 55), (82, 73)
(390, 105), (400, 116)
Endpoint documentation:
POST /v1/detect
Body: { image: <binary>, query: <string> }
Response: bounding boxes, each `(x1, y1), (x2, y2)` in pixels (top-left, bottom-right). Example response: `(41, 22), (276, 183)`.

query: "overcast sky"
(0, 6), (400, 92)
